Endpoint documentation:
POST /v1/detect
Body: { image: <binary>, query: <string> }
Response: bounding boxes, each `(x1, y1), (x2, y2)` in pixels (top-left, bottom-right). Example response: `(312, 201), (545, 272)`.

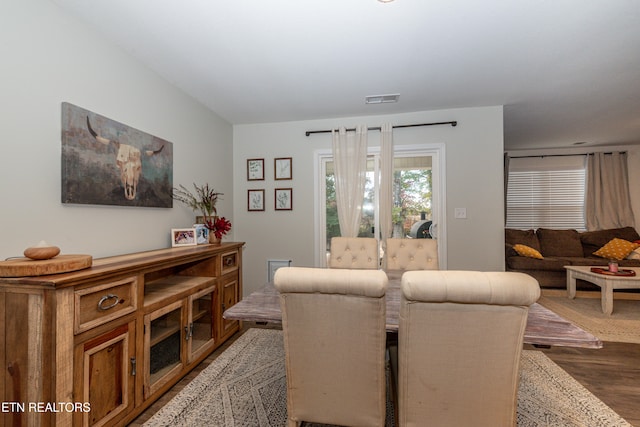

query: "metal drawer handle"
(97, 294), (120, 311)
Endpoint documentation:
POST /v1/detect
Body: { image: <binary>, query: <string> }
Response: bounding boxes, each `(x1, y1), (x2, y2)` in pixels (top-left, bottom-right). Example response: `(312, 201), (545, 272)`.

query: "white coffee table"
(565, 265), (640, 315)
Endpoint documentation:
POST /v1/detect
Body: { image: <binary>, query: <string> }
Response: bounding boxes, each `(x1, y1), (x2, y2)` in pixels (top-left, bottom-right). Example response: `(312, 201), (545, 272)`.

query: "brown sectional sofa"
(505, 226), (640, 289)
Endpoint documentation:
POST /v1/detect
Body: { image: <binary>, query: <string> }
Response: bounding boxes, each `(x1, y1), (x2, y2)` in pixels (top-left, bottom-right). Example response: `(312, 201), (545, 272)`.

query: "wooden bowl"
(24, 245), (61, 260)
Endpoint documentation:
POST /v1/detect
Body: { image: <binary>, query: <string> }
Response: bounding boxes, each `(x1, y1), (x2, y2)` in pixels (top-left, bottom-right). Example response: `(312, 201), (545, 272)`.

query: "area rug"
(538, 289), (640, 344)
(144, 328), (631, 427)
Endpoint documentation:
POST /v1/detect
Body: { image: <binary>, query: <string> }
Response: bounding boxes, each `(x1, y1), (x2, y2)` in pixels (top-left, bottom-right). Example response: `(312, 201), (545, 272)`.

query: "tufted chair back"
(274, 267), (388, 427)
(396, 270), (540, 426)
(328, 237), (379, 269)
(385, 238), (438, 271)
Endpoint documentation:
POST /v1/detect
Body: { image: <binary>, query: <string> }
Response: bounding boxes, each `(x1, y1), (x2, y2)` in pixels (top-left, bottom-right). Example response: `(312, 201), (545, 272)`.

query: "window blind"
(506, 169), (586, 230)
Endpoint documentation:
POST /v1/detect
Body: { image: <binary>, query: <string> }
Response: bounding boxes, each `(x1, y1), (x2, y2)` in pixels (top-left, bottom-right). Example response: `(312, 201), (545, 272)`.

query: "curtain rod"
(305, 121), (457, 137)
(508, 151), (626, 159)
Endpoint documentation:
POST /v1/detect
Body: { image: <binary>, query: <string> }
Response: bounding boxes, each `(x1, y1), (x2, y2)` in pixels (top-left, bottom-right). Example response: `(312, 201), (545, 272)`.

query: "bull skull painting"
(86, 117), (164, 200)
(61, 102), (173, 208)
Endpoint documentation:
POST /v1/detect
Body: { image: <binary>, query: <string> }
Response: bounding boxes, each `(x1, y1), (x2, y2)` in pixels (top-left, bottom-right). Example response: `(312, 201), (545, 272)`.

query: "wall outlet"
(454, 208), (467, 219)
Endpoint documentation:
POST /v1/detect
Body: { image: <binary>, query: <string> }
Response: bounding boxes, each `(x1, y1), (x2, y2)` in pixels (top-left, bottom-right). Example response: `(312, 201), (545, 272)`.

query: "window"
(325, 157), (434, 242)
(316, 145), (445, 267)
(506, 156), (586, 230)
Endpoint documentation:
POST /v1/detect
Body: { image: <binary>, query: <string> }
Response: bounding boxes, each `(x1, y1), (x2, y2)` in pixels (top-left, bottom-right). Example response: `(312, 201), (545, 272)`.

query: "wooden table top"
(224, 270), (603, 349)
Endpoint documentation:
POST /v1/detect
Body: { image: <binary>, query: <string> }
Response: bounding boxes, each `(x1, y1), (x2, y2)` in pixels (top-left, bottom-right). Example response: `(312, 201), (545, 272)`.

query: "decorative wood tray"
(590, 267), (636, 276)
(0, 254), (92, 277)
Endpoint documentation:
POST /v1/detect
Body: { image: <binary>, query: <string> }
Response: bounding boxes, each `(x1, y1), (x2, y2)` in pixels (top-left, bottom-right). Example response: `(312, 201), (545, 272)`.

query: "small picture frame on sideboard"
(193, 224), (209, 245)
(171, 228), (197, 247)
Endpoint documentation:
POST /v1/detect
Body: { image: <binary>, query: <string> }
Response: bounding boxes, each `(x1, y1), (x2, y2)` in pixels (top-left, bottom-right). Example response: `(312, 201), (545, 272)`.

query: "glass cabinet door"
(144, 300), (184, 398)
(187, 285), (216, 362)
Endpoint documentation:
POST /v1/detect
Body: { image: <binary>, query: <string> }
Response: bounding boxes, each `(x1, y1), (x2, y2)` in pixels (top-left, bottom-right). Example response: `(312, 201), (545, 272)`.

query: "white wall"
(234, 106), (505, 294)
(0, 0), (233, 261)
(1, 1), (506, 290)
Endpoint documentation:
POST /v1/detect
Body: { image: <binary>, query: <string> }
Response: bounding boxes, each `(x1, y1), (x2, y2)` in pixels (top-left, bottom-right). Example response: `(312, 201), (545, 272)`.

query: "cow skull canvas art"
(61, 102), (173, 207)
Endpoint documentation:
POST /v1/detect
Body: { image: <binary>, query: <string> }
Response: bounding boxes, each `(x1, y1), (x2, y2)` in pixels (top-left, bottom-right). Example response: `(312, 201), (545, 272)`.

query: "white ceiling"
(52, 0), (640, 150)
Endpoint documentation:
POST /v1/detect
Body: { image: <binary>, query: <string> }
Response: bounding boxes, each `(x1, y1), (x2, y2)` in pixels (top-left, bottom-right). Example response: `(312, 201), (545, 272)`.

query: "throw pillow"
(593, 238), (640, 260)
(627, 247), (640, 260)
(513, 244), (544, 260)
(580, 227), (640, 255)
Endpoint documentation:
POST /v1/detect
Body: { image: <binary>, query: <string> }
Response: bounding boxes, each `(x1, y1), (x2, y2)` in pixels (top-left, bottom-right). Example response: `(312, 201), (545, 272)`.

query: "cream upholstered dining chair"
(274, 267), (388, 427)
(328, 236), (379, 269)
(385, 238), (438, 270)
(396, 270), (540, 427)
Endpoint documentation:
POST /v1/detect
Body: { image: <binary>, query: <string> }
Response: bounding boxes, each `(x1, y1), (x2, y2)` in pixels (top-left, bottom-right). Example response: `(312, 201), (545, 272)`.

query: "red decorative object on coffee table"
(590, 267), (636, 277)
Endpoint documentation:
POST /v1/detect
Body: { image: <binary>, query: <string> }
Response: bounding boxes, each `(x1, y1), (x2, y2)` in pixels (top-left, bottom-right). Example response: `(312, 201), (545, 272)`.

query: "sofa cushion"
(506, 255), (569, 271)
(580, 226), (640, 257)
(513, 244), (543, 259)
(627, 247), (640, 260)
(617, 258), (640, 267)
(505, 229), (540, 251)
(592, 238), (640, 260)
(536, 228), (583, 257)
(560, 256), (609, 267)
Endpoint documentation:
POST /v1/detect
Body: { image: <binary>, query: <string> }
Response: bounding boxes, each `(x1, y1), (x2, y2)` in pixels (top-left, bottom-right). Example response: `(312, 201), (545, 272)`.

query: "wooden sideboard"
(0, 242), (244, 427)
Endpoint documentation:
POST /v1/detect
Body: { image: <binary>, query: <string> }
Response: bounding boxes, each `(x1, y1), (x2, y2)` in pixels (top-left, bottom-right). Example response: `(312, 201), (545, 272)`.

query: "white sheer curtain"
(331, 126), (368, 237)
(379, 124), (394, 268)
(586, 151), (635, 230)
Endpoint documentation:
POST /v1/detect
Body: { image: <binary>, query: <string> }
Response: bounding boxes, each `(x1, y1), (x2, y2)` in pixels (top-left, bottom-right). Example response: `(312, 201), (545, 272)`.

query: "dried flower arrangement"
(173, 183), (232, 239)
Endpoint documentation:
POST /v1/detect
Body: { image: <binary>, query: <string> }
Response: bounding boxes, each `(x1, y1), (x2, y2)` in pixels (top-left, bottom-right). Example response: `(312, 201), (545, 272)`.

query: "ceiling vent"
(365, 94), (400, 104)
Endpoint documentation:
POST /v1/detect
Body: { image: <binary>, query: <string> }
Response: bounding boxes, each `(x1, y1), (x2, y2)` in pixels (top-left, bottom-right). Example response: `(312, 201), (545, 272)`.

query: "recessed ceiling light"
(365, 94), (400, 104)
(378, 0), (395, 2)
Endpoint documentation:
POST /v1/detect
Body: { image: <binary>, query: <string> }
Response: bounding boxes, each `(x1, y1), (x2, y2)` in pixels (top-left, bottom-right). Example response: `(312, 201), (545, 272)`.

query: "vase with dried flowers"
(172, 183), (232, 245)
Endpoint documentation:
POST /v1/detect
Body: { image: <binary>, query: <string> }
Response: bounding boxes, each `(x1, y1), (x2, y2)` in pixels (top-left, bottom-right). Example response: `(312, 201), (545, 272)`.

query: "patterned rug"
(538, 289), (640, 344)
(144, 328), (631, 427)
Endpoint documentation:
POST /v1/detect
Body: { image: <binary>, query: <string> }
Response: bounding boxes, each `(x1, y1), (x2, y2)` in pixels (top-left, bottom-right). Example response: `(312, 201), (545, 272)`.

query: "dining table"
(224, 270), (603, 349)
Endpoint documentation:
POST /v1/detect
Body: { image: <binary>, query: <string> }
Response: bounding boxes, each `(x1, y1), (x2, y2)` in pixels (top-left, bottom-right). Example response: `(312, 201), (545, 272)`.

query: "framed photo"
(193, 224), (209, 245)
(248, 189), (265, 211)
(247, 158), (264, 181)
(274, 157), (292, 180)
(275, 188), (292, 211)
(171, 228), (197, 247)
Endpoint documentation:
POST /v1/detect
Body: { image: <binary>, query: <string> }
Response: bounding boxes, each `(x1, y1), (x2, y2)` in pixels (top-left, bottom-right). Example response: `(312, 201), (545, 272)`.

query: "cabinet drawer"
(221, 250), (239, 275)
(75, 277), (138, 334)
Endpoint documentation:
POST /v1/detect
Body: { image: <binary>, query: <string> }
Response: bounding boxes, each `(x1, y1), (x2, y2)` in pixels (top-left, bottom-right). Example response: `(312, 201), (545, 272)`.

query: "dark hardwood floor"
(532, 341), (640, 427)
(131, 323), (640, 426)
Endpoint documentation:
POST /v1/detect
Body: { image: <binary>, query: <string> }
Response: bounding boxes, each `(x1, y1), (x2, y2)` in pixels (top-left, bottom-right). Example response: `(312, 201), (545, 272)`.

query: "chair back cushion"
(398, 270), (539, 427)
(328, 237), (379, 269)
(385, 238), (438, 270)
(274, 267), (388, 426)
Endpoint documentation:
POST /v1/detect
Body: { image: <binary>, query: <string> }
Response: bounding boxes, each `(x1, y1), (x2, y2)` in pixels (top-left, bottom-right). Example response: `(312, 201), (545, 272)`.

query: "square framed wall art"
(248, 189), (265, 211)
(247, 158), (265, 181)
(275, 188), (292, 210)
(274, 157), (292, 180)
